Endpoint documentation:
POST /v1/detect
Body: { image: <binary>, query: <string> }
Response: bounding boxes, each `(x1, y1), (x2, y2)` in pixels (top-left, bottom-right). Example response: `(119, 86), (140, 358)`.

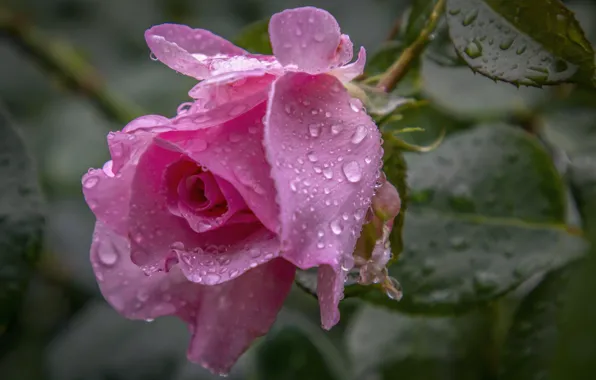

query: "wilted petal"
(269, 7), (353, 74)
(91, 222), (294, 375)
(264, 72), (382, 328)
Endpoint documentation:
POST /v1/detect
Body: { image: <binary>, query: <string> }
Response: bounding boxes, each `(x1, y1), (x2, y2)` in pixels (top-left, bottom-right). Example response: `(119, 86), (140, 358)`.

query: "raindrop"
(314, 33), (325, 42)
(499, 37), (515, 50)
(342, 161), (362, 183)
(351, 126), (368, 144)
(331, 124), (342, 135)
(317, 242), (325, 249)
(516, 45), (527, 55)
(204, 273), (221, 285)
(150, 53), (158, 61)
(462, 9), (478, 26)
(99, 249), (118, 266)
(323, 168), (334, 179)
(308, 123), (321, 137)
(385, 277), (403, 301)
(83, 176), (99, 189)
(464, 40), (482, 59)
(295, 27), (303, 36)
(330, 219), (343, 235)
(307, 151), (318, 162)
(284, 104), (292, 114)
(349, 99), (361, 113)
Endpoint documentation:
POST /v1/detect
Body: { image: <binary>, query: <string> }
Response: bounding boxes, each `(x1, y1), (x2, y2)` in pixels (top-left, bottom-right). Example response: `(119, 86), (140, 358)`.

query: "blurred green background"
(1, 0), (596, 379)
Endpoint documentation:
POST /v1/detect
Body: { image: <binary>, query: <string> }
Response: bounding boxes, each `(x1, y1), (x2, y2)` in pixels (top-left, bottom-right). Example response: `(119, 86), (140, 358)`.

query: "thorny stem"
(377, 0), (446, 93)
(0, 8), (143, 125)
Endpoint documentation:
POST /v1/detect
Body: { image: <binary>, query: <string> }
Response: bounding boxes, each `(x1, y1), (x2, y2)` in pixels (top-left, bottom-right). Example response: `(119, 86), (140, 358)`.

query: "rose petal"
(83, 118), (160, 234)
(269, 7), (353, 74)
(172, 87), (269, 130)
(331, 47), (366, 83)
(264, 72), (382, 328)
(91, 222), (294, 375)
(146, 24), (282, 81)
(158, 103), (279, 233)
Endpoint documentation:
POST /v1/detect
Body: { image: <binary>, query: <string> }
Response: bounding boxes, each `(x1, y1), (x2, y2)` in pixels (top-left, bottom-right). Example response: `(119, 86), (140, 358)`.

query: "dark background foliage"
(1, 0), (596, 379)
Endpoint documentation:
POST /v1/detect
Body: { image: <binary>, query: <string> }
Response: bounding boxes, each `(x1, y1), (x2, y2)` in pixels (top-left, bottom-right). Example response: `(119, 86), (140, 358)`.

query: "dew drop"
(351, 126), (368, 144)
(308, 123), (321, 137)
(83, 176), (99, 189)
(331, 124), (342, 135)
(150, 53), (158, 61)
(307, 151), (318, 162)
(342, 161), (362, 183)
(349, 99), (361, 113)
(99, 249), (118, 266)
(330, 219), (343, 235)
(323, 168), (334, 179)
(464, 40), (482, 59)
(204, 273), (221, 285)
(314, 33), (325, 42)
(317, 242), (325, 249)
(385, 277), (403, 301)
(295, 27), (303, 36)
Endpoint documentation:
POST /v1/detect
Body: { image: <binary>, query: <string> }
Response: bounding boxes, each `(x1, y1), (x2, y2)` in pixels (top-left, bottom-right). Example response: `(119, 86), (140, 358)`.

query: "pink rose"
(82, 7), (383, 374)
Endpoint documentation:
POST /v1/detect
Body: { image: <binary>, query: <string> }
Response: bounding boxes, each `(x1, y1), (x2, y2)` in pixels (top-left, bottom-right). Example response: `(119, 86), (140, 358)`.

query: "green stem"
(0, 8), (144, 125)
(377, 0), (446, 92)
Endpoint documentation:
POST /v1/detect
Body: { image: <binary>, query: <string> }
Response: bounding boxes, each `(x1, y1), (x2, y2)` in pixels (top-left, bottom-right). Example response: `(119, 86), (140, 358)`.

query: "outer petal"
(264, 72), (383, 328)
(331, 47), (366, 83)
(91, 222), (295, 375)
(269, 7), (353, 74)
(82, 115), (164, 235)
(146, 24), (282, 81)
(158, 103), (279, 233)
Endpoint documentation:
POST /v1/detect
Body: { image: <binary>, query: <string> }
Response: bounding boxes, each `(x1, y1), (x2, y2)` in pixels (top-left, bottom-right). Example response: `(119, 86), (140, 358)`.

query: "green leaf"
(445, 0), (596, 87)
(381, 101), (470, 147)
(421, 58), (548, 118)
(360, 124), (585, 313)
(254, 309), (348, 380)
(0, 107), (44, 331)
(346, 305), (494, 379)
(498, 262), (578, 380)
(233, 19), (272, 55)
(425, 19), (468, 67)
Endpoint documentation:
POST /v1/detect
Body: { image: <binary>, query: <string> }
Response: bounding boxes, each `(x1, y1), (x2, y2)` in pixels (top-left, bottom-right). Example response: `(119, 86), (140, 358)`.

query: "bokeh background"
(1, 0), (596, 379)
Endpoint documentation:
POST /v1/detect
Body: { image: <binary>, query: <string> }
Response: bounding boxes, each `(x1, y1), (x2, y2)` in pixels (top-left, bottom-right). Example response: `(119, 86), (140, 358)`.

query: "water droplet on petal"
(317, 242), (325, 249)
(330, 219), (343, 235)
(308, 123), (321, 137)
(204, 273), (221, 285)
(83, 176), (99, 189)
(323, 168), (334, 179)
(349, 99), (361, 113)
(314, 33), (325, 42)
(150, 53), (158, 61)
(351, 126), (368, 144)
(295, 27), (303, 36)
(307, 151), (318, 162)
(342, 161), (362, 183)
(99, 249), (118, 266)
